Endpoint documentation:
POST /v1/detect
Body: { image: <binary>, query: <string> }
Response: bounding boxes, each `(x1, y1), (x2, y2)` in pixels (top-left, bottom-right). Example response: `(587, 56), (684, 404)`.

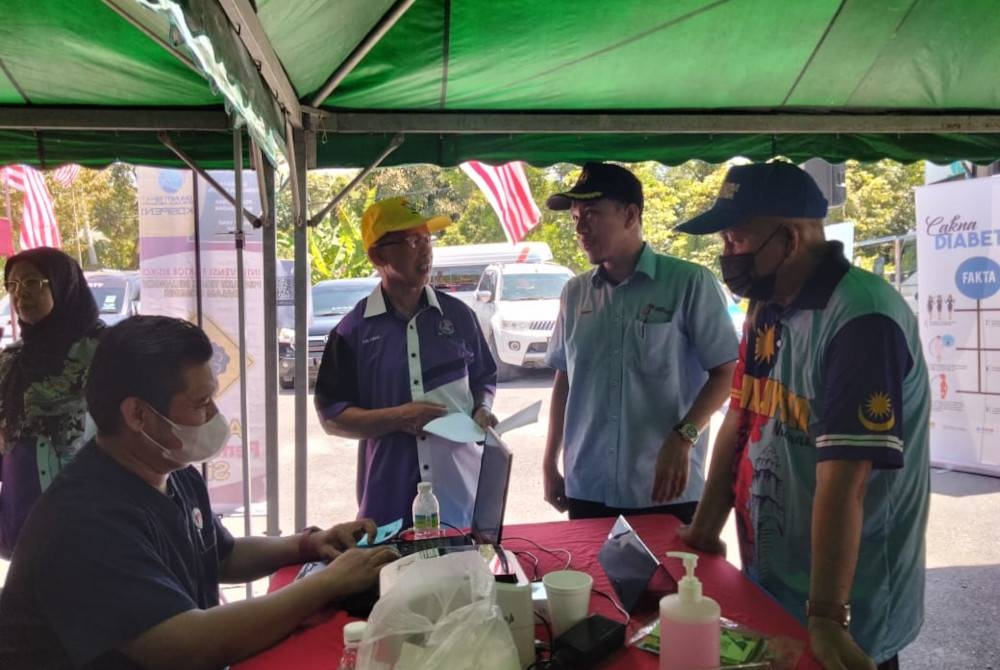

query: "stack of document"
(422, 401), (542, 446)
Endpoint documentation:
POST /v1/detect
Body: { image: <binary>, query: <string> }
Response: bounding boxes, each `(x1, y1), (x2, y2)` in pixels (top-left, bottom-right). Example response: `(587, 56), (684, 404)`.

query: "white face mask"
(142, 404), (230, 465)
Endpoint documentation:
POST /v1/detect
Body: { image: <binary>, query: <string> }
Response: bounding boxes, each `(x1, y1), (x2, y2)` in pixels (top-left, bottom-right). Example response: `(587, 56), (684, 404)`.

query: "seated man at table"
(0, 316), (398, 670)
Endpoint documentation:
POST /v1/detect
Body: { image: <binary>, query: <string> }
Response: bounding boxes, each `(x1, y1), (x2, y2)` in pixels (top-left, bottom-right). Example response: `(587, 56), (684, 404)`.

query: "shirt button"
(411, 353), (416, 358)
(420, 436), (427, 441)
(413, 379), (419, 385)
(409, 325), (415, 331)
(423, 464), (429, 470)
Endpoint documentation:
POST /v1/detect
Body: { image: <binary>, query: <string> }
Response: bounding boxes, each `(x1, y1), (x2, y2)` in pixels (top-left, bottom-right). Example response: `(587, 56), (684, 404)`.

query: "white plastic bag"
(357, 551), (520, 670)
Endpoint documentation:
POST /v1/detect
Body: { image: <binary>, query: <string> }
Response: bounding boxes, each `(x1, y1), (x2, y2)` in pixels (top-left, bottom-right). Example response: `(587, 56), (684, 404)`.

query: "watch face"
(677, 423), (699, 442)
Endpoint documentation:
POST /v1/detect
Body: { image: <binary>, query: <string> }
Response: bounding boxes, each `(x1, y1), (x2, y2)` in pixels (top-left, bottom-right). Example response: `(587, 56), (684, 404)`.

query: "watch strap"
(806, 600), (850, 628)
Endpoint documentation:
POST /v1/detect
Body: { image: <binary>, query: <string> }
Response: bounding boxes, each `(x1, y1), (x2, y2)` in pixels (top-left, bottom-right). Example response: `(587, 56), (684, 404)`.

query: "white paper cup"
(543, 570), (593, 637)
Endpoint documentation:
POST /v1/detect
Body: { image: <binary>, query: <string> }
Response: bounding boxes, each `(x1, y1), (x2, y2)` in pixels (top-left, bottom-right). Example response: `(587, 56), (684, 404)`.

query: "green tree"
(45, 163), (139, 270)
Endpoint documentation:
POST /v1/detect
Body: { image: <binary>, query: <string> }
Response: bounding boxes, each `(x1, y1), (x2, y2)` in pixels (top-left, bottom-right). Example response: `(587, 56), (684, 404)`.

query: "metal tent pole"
(158, 132), (262, 228)
(255, 146), (280, 538)
(307, 134), (404, 227)
(288, 122), (310, 531)
(233, 128), (253, 599)
(309, 0), (417, 108)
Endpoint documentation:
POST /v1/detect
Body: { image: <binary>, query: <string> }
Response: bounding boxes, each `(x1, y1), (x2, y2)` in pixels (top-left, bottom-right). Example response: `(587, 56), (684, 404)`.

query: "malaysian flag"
(460, 161), (541, 243)
(0, 164), (63, 249)
(51, 163), (82, 188)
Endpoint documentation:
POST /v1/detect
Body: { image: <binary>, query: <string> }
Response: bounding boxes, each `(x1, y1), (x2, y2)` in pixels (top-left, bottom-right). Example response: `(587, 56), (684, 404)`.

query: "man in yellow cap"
(314, 197), (498, 528)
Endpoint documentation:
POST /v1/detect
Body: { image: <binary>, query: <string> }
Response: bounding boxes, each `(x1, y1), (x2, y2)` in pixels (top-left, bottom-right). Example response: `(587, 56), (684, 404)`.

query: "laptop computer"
(388, 428), (513, 557)
(597, 515), (677, 616)
(293, 431), (514, 616)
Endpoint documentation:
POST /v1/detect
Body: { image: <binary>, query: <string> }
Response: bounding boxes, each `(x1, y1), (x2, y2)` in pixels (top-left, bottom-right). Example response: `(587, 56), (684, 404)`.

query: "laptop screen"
(597, 515), (675, 614)
(470, 430), (513, 545)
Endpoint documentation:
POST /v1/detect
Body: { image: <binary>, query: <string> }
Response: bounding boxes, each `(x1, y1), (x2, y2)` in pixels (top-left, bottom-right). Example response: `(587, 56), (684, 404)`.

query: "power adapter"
(550, 614), (626, 669)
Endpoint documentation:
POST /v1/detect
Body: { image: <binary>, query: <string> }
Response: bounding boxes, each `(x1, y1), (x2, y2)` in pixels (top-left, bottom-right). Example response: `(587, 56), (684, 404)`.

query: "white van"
(430, 242), (553, 304)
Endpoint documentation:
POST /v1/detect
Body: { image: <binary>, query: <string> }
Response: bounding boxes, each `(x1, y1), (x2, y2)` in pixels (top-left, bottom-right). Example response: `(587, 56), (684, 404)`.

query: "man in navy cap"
(677, 162), (930, 670)
(542, 162), (738, 524)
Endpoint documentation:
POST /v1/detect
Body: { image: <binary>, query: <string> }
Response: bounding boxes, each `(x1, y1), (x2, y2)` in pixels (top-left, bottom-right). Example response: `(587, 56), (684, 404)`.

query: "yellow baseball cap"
(362, 196), (451, 251)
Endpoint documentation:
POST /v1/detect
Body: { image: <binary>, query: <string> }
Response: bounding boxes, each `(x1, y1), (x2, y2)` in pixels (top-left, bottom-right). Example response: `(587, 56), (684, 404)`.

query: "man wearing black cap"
(676, 162), (930, 670)
(542, 162), (738, 525)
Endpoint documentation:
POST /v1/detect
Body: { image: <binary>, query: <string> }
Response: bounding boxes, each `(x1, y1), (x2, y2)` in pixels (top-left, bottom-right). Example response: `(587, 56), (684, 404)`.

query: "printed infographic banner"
(137, 167), (267, 511)
(915, 177), (1000, 475)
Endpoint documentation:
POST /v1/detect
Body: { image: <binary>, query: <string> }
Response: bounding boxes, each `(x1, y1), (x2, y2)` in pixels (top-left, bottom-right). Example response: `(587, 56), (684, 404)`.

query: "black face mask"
(719, 226), (788, 300)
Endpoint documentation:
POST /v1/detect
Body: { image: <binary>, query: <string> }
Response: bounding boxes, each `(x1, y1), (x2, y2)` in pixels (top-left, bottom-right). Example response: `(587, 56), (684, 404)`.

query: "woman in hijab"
(0, 248), (101, 558)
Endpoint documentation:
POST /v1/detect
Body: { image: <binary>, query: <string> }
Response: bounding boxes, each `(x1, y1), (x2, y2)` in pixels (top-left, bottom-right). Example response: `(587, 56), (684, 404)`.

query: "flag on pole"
(459, 161), (541, 243)
(51, 163), (82, 188)
(0, 217), (14, 258)
(0, 164), (63, 250)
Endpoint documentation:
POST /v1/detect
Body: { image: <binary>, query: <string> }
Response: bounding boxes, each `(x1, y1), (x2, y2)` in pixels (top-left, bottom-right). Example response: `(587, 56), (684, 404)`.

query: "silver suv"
(471, 262), (574, 381)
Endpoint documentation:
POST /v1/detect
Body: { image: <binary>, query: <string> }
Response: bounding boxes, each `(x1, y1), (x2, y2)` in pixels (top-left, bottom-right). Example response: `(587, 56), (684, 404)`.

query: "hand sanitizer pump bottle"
(659, 551), (720, 670)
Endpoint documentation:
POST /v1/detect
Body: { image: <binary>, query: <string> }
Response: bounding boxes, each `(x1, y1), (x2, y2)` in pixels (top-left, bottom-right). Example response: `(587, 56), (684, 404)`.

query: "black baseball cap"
(675, 162), (828, 235)
(546, 161), (644, 211)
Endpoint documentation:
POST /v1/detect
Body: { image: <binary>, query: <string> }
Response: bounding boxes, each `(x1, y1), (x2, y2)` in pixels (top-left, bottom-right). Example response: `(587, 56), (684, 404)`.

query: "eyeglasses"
(375, 234), (432, 250)
(4, 278), (50, 295)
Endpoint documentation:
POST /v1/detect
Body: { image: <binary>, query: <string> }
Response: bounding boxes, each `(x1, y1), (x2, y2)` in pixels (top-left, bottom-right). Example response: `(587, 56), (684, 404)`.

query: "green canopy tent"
(4, 0), (1000, 168)
(3, 0), (1000, 532)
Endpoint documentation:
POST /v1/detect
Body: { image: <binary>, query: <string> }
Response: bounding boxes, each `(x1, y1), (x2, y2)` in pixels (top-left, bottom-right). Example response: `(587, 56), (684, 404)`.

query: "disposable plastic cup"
(543, 570), (593, 637)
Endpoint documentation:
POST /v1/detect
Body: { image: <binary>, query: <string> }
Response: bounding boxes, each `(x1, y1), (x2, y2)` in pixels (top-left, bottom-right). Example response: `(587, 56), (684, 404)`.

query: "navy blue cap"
(546, 161), (644, 211)
(675, 162), (828, 235)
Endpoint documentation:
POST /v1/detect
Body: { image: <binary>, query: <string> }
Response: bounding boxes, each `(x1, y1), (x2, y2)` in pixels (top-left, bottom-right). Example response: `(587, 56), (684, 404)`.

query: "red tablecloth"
(233, 515), (820, 670)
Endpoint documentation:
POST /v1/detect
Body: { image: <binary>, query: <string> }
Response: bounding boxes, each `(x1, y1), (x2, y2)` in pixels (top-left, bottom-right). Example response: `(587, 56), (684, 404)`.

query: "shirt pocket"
(627, 319), (680, 376)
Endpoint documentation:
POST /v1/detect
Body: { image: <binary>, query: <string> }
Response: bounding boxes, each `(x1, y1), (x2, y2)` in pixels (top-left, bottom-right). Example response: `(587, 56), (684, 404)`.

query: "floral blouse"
(0, 335), (100, 556)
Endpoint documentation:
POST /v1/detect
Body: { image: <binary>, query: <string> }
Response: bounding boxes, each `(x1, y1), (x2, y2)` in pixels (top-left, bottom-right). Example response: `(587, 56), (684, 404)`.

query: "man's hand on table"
(322, 547), (399, 599)
(808, 618), (876, 670)
(677, 525), (727, 557)
(308, 519), (377, 561)
(652, 432), (692, 503)
(543, 465), (568, 513)
(395, 401), (449, 436)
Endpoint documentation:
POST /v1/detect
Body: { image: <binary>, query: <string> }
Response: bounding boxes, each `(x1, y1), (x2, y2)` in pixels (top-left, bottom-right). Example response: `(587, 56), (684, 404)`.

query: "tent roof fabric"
(3, 0), (1000, 168)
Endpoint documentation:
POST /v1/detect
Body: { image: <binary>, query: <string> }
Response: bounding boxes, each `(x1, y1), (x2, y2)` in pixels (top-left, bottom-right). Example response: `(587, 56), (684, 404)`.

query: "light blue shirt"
(546, 244), (739, 507)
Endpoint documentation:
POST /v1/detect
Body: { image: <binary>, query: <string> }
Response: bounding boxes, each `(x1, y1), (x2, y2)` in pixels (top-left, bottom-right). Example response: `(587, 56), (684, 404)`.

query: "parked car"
(86, 271), (141, 326)
(471, 262), (575, 381)
(430, 242), (553, 305)
(278, 277), (380, 389)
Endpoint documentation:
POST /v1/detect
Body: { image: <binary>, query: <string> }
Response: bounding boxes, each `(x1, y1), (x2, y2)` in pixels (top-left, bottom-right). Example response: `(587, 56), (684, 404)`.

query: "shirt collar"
(363, 284), (441, 319)
(591, 242), (656, 287)
(786, 241), (851, 310)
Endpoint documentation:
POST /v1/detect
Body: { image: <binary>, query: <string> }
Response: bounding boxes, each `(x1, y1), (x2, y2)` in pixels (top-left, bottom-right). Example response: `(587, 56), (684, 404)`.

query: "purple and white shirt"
(314, 285), (497, 527)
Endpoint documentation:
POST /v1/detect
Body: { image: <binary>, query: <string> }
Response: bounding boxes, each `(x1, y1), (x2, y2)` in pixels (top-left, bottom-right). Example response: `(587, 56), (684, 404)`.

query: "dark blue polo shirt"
(0, 441), (234, 669)
(315, 285), (497, 527)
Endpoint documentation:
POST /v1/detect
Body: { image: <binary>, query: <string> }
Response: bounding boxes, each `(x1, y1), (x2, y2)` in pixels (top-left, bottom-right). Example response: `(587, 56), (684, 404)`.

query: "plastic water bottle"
(337, 621), (366, 670)
(412, 481), (441, 539)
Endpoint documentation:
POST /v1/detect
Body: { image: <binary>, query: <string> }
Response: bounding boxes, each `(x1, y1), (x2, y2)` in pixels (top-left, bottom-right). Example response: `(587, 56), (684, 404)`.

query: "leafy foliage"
(0, 159), (925, 285)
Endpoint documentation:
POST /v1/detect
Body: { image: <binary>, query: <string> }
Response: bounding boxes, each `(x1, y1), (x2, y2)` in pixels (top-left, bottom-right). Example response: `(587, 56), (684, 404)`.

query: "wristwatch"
(673, 421), (700, 444)
(805, 600), (851, 629)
